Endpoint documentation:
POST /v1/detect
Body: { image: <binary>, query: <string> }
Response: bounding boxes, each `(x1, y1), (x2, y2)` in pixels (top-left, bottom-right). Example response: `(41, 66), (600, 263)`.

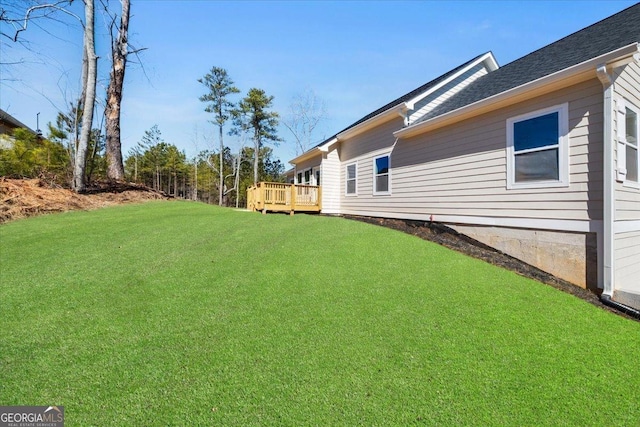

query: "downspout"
(596, 64), (614, 298)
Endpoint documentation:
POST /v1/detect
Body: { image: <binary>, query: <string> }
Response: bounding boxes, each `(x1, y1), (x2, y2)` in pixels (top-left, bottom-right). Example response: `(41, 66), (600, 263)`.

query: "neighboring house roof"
(0, 108), (38, 135)
(414, 3), (640, 125)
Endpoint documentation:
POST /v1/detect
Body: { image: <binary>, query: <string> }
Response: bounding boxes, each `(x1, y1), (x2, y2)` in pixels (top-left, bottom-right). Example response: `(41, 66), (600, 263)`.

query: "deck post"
(290, 184), (297, 212)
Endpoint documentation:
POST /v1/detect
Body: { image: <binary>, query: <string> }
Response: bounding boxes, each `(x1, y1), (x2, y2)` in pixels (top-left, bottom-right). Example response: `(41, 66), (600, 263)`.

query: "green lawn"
(1, 201), (639, 426)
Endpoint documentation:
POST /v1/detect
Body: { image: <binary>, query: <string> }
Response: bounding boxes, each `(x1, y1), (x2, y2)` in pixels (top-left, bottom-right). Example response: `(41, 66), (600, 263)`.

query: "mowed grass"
(1, 201), (639, 426)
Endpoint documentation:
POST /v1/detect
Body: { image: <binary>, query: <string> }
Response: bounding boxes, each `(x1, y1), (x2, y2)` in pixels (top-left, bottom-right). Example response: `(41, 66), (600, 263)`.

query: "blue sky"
(0, 0), (636, 165)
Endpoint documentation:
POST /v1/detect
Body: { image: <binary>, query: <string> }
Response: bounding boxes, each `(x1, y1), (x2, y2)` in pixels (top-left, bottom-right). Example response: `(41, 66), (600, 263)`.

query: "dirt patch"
(0, 178), (170, 223)
(342, 215), (638, 321)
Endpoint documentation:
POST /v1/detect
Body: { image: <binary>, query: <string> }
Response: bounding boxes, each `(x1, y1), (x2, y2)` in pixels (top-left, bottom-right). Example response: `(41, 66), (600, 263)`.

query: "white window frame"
(373, 153), (391, 195)
(345, 162), (357, 196)
(618, 98), (640, 188)
(506, 103), (569, 190)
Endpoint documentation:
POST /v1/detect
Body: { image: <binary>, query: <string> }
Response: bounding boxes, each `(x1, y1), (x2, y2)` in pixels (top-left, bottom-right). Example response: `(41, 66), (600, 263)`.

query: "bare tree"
(1, 1), (97, 191)
(283, 88), (327, 156)
(1, 1), (78, 43)
(73, 0), (97, 192)
(104, 0), (130, 181)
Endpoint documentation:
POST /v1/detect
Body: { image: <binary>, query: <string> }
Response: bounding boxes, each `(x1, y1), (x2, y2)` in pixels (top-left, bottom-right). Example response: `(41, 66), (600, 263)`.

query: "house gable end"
(406, 54), (498, 125)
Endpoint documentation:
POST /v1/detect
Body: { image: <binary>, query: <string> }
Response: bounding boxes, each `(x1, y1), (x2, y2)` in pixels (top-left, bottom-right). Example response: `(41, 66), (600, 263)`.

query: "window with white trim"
(506, 103), (569, 189)
(345, 163), (357, 195)
(297, 172), (302, 184)
(304, 169), (311, 185)
(618, 99), (640, 186)
(373, 154), (391, 195)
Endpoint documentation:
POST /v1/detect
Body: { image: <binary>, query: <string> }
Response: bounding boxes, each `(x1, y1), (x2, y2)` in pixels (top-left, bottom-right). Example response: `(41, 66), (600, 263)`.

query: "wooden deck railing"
(247, 182), (321, 214)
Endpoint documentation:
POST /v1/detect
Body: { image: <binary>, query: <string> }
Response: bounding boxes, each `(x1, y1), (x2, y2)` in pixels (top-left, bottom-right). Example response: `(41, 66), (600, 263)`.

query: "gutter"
(395, 43), (640, 139)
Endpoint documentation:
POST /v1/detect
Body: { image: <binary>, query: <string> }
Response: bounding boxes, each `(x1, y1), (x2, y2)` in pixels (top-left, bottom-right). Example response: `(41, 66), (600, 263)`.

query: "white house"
(288, 4), (640, 314)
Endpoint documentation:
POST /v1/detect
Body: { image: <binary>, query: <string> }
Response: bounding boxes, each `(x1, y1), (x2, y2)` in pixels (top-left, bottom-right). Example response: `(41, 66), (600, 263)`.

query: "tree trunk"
(235, 150), (241, 208)
(105, 0), (129, 181)
(253, 134), (259, 185)
(73, 0), (97, 192)
(218, 124), (224, 206)
(193, 158), (198, 201)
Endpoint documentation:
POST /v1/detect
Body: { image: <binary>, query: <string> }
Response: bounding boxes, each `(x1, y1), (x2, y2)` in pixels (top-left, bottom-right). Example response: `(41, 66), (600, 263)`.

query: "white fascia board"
(289, 147), (322, 166)
(405, 52), (499, 109)
(336, 103), (409, 141)
(318, 137), (339, 152)
(288, 137), (338, 165)
(395, 43), (640, 139)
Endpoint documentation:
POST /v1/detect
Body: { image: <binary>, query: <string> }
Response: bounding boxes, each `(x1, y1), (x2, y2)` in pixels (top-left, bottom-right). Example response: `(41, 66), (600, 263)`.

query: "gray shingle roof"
(417, 3), (640, 123)
(311, 52), (492, 150)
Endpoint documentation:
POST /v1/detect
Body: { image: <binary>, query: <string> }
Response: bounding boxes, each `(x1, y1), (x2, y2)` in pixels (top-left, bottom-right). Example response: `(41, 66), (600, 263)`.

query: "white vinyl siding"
(321, 149), (341, 213)
(612, 61), (640, 301)
(340, 79), (603, 223)
(614, 61), (640, 221)
(614, 230), (640, 293)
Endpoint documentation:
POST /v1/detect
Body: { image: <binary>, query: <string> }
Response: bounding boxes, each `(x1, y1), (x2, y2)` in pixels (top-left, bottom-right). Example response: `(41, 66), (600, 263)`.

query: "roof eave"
(395, 42), (640, 139)
(337, 103), (409, 141)
(289, 137), (338, 165)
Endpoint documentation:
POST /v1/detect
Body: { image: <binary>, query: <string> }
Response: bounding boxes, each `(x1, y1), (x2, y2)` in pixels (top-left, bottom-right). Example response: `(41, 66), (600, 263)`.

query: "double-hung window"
(373, 154), (391, 195)
(506, 103), (569, 189)
(345, 163), (357, 195)
(618, 99), (639, 185)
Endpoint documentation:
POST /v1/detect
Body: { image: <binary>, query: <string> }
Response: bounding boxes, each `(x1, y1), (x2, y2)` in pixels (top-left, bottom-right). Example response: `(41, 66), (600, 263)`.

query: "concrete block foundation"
(447, 224), (598, 290)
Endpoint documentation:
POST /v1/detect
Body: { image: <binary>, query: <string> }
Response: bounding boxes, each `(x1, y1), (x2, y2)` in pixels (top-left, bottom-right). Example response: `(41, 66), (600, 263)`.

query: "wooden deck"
(247, 182), (321, 214)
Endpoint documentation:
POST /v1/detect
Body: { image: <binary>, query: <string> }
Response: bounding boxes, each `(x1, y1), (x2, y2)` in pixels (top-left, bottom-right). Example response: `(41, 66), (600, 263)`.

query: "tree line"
(0, 119), (284, 207)
(1, 2), (327, 204)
